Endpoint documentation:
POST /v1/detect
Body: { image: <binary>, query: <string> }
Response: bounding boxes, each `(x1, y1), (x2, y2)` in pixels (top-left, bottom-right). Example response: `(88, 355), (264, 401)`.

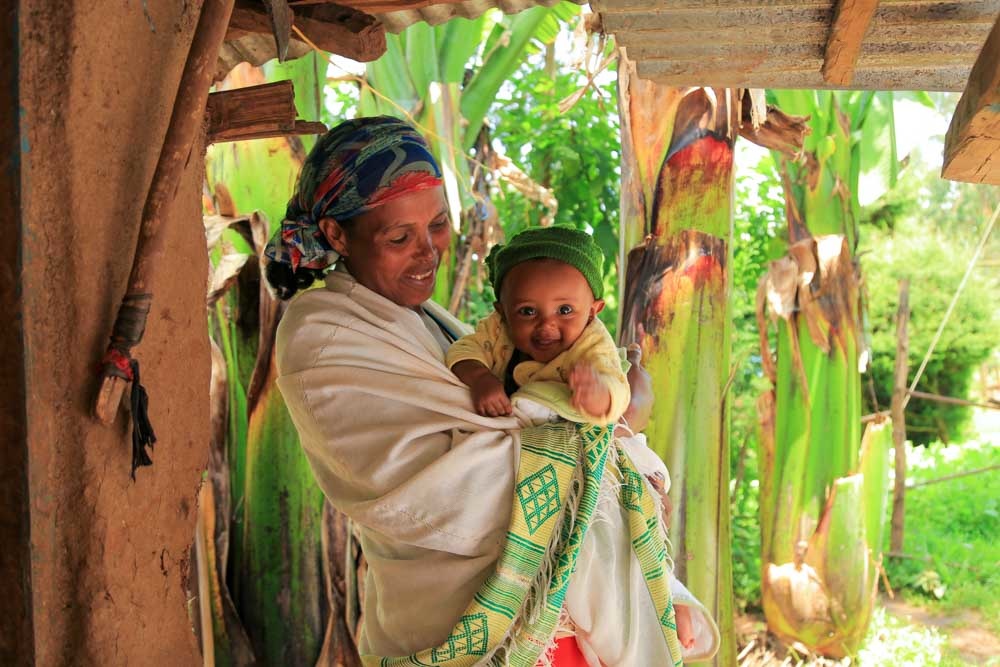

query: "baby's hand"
(675, 604), (695, 650)
(568, 363), (612, 419)
(471, 375), (512, 417)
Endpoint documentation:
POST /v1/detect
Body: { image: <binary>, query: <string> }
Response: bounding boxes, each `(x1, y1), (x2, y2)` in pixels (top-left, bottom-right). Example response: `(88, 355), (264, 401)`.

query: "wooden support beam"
(0, 0), (35, 662)
(943, 15), (1000, 184)
(206, 81), (327, 144)
(821, 0), (879, 86)
(227, 1), (385, 62)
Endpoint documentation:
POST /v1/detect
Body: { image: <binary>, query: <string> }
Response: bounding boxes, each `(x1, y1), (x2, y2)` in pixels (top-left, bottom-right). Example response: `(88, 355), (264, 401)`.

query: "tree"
(195, 56), (358, 666)
(616, 62), (805, 666)
(755, 90), (902, 656)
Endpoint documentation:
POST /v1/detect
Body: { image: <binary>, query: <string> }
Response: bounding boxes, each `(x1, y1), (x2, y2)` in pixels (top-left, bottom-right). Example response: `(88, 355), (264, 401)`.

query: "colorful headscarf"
(264, 116), (443, 272)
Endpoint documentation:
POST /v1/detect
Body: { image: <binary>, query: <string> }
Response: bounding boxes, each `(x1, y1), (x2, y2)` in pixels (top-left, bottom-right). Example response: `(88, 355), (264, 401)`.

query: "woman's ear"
(318, 217), (349, 257)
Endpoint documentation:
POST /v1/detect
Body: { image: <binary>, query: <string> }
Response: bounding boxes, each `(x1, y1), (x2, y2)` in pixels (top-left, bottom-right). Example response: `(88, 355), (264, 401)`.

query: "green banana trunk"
(757, 90), (893, 657)
(203, 55), (333, 665)
(616, 59), (737, 667)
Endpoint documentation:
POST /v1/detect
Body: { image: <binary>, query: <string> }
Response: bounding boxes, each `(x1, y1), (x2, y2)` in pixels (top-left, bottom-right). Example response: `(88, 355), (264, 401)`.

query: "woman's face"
(322, 187), (451, 309)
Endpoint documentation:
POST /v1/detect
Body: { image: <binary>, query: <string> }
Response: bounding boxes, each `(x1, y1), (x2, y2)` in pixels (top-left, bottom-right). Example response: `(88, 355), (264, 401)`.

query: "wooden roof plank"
(227, 1), (386, 62)
(943, 15), (1000, 183)
(636, 62), (971, 91)
(823, 0), (880, 85)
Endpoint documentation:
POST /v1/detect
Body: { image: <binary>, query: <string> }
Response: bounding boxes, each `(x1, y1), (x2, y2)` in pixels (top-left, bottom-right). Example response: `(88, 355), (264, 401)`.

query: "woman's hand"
(622, 344), (653, 432)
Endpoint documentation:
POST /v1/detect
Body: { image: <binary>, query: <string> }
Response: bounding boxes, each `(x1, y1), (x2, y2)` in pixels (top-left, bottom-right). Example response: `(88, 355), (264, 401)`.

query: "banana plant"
(617, 63), (808, 666)
(197, 55), (358, 666)
(354, 3), (579, 306)
(755, 89), (921, 656)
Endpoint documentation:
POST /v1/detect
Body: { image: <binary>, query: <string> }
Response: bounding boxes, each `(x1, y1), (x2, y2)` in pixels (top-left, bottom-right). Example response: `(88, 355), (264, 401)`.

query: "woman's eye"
(558, 305), (574, 315)
(389, 234), (408, 245)
(431, 218), (449, 231)
(517, 307), (536, 317)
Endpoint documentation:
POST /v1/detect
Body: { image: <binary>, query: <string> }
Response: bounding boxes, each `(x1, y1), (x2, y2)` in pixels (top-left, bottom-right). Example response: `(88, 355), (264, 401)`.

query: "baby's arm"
(566, 321), (631, 424)
(568, 364), (612, 419)
(446, 313), (512, 417)
(675, 604), (695, 649)
(452, 360), (512, 417)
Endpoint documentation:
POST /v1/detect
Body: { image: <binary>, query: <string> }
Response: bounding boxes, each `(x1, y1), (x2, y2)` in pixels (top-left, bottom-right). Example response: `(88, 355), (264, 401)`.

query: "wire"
(902, 200), (998, 409)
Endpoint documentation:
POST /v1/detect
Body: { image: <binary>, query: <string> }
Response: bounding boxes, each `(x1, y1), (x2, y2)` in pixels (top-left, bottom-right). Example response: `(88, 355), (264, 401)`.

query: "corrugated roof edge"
(379, 0), (585, 34)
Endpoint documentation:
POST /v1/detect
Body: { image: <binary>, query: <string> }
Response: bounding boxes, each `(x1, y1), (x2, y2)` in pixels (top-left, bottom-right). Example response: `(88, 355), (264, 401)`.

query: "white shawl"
(275, 269), (718, 664)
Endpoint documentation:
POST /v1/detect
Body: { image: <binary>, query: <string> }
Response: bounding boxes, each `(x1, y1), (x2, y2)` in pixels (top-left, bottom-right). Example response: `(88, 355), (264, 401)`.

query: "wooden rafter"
(943, 15), (1000, 184)
(821, 0), (879, 86)
(206, 81), (327, 144)
(227, 1), (386, 62)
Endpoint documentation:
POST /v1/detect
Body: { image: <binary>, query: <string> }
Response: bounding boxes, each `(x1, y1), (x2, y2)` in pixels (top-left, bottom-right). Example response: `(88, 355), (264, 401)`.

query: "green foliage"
(480, 43), (622, 334)
(884, 438), (1000, 632)
(862, 220), (997, 444)
(729, 146), (785, 611)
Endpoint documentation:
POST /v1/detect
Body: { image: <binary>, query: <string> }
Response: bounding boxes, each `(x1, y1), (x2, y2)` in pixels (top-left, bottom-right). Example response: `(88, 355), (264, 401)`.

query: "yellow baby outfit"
(446, 311), (630, 425)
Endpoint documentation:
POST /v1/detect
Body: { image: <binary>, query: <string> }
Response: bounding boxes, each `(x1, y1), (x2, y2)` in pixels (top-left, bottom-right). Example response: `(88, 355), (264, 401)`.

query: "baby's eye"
(558, 304), (574, 315)
(517, 307), (536, 317)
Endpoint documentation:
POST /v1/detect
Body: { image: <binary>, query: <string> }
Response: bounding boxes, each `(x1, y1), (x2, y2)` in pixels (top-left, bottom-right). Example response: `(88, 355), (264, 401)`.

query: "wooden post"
(93, 0), (235, 425)
(0, 0), (35, 662)
(890, 279), (910, 553)
(942, 14), (1000, 183)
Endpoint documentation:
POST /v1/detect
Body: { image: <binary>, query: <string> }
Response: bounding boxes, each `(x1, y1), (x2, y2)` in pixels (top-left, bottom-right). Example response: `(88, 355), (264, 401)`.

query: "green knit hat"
(487, 226), (604, 299)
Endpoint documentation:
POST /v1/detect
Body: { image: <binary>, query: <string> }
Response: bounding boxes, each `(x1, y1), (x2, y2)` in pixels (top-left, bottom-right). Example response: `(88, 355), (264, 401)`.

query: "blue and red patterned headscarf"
(264, 116), (443, 272)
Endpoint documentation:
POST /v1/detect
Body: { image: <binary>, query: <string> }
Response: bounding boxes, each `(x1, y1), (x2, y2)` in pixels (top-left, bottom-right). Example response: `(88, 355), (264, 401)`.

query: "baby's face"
(497, 259), (604, 363)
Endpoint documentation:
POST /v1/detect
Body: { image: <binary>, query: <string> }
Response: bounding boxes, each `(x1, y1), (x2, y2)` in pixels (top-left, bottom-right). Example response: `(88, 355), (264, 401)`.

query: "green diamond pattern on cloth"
(660, 599), (677, 631)
(622, 468), (645, 512)
(517, 464), (561, 534)
(430, 613), (489, 663)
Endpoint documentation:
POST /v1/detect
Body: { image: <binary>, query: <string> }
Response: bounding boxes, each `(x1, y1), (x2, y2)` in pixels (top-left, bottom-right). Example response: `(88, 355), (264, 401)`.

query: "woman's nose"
(414, 232), (437, 260)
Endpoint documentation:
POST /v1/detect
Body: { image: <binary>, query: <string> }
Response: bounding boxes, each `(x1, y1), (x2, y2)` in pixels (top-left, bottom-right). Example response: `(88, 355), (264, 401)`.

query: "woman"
(266, 117), (718, 666)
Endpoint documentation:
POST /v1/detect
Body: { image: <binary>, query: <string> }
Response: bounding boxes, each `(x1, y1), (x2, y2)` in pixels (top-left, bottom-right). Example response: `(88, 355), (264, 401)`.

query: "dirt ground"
(734, 601), (1000, 665)
(883, 597), (1000, 665)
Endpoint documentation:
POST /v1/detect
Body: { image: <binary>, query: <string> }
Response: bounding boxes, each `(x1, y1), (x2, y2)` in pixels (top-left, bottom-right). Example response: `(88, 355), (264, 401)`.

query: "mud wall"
(20, 1), (210, 664)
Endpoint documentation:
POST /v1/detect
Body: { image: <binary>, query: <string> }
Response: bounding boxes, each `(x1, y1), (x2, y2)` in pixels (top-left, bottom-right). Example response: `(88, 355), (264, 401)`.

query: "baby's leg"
(675, 604), (695, 649)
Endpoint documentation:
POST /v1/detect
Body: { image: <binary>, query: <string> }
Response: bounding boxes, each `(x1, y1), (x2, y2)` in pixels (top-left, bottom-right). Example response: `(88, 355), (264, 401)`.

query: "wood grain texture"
(943, 14), (1000, 183)
(822, 0), (880, 85)
(0, 0), (35, 661)
(228, 1), (386, 61)
(596, 0), (999, 91)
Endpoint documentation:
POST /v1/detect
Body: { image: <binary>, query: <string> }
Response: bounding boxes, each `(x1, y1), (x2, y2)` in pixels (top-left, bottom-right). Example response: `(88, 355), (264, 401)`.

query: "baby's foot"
(675, 604), (695, 650)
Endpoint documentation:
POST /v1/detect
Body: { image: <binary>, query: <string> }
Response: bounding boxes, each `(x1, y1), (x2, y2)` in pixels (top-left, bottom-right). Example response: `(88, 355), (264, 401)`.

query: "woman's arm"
(622, 344), (653, 432)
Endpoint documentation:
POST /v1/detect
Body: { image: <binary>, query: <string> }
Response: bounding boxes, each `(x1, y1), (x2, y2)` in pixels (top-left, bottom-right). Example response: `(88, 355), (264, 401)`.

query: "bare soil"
(883, 597), (1000, 665)
(734, 601), (1000, 665)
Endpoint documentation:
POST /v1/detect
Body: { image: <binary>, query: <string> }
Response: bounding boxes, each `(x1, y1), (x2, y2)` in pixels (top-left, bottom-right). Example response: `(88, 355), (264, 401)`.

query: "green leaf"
(367, 33), (419, 114)
(461, 6), (553, 149)
(438, 16), (488, 84)
(404, 22), (440, 95)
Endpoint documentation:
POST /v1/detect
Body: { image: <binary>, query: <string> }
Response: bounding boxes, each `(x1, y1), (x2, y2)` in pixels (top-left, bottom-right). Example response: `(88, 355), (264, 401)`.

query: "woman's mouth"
(405, 269), (435, 282)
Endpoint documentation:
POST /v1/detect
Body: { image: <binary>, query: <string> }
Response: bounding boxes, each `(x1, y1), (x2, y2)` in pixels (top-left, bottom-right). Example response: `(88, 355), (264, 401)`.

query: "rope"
(902, 201), (998, 409)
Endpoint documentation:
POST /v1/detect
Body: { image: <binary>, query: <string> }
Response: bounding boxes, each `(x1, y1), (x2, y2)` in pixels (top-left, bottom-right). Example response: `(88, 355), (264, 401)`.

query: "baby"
(447, 226), (627, 424)
(446, 226), (696, 649)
